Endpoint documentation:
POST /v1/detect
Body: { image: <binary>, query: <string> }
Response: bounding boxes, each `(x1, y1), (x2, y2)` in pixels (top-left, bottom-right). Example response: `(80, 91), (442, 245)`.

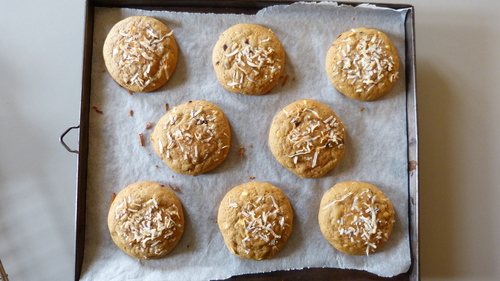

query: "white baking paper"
(81, 2), (411, 280)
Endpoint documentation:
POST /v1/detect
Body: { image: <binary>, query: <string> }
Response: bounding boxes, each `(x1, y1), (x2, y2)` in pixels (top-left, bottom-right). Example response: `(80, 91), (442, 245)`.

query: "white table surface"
(1, 0), (499, 280)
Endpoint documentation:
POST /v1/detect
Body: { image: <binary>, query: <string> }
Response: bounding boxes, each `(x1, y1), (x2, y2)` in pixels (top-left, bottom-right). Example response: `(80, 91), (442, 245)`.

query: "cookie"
(318, 181), (395, 256)
(217, 182), (293, 260)
(212, 23), (285, 95)
(150, 100), (231, 176)
(108, 181), (184, 260)
(103, 15), (178, 92)
(325, 27), (400, 101)
(269, 99), (346, 178)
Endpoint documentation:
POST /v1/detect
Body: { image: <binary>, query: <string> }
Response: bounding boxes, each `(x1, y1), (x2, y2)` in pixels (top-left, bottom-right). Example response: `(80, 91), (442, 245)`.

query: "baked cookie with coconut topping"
(212, 23), (285, 95)
(326, 27), (400, 101)
(269, 99), (346, 178)
(150, 100), (231, 176)
(318, 181), (395, 256)
(108, 181), (184, 260)
(103, 15), (178, 92)
(217, 182), (293, 260)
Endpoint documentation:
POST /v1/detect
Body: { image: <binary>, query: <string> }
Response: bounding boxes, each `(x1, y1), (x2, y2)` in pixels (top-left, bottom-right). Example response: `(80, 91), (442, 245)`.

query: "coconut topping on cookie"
(223, 41), (282, 89)
(159, 106), (229, 165)
(218, 182), (293, 260)
(151, 100), (230, 176)
(213, 23), (285, 95)
(331, 29), (399, 95)
(227, 193), (289, 255)
(322, 187), (395, 255)
(282, 105), (345, 168)
(114, 23), (174, 90)
(113, 196), (181, 259)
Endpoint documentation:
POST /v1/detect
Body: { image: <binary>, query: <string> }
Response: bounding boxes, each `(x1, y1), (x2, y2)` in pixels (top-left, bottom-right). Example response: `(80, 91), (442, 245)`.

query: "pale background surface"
(0, 0), (499, 280)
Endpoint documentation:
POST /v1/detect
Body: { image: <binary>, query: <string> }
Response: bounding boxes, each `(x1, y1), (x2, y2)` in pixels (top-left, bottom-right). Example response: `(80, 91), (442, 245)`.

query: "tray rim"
(73, 1), (418, 280)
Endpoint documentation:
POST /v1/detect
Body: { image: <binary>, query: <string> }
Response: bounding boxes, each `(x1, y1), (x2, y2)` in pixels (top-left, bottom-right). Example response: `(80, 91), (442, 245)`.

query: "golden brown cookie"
(318, 181), (395, 256)
(108, 181), (184, 260)
(217, 182), (293, 260)
(103, 15), (178, 92)
(212, 23), (285, 95)
(150, 100), (231, 176)
(269, 99), (346, 178)
(325, 27), (400, 101)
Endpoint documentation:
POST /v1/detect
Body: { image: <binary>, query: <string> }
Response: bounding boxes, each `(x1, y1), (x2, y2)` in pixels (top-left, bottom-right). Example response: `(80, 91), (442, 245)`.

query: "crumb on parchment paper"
(139, 133), (145, 146)
(92, 106), (104, 114)
(238, 146), (245, 157)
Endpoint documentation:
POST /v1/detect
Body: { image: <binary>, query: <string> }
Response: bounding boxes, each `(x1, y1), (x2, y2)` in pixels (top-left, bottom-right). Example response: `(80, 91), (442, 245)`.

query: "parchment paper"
(82, 2), (411, 280)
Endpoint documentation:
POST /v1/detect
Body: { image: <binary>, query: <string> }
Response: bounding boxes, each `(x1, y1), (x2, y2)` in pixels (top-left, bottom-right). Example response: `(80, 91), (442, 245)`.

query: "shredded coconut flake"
(334, 31), (398, 94)
(285, 106), (344, 168)
(330, 188), (389, 256)
(223, 39), (281, 89)
(114, 197), (180, 258)
(162, 106), (228, 167)
(115, 23), (174, 90)
(234, 194), (288, 254)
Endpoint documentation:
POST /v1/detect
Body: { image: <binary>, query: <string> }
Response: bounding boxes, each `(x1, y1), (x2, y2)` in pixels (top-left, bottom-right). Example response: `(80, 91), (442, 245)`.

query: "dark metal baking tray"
(62, 1), (418, 280)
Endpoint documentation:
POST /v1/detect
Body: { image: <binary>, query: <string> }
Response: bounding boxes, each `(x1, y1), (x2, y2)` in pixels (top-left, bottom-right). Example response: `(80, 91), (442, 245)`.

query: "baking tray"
(61, 0), (418, 280)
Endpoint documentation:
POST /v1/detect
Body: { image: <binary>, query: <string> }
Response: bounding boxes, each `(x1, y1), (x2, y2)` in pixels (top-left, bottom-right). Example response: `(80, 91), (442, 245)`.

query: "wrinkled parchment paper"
(82, 2), (411, 280)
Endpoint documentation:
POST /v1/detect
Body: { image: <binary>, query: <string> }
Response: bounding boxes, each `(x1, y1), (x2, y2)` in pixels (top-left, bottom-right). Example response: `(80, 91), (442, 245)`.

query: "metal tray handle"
(60, 126), (80, 154)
